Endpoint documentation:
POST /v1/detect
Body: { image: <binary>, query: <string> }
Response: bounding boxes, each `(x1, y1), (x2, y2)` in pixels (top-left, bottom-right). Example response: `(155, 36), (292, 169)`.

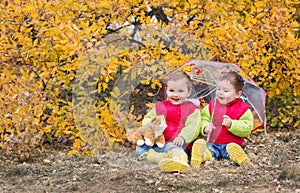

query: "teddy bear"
(126, 115), (167, 148)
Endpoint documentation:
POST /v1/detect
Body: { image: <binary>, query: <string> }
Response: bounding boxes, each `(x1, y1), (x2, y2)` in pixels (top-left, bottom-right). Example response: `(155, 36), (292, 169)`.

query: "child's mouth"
(218, 97), (224, 100)
(171, 98), (180, 102)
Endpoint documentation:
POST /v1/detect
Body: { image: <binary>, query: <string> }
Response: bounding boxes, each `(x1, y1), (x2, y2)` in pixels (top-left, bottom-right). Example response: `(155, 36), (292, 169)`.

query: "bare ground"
(0, 130), (299, 193)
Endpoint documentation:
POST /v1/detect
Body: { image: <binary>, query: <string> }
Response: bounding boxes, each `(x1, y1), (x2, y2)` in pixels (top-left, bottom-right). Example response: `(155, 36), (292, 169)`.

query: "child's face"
(216, 80), (242, 105)
(166, 79), (191, 105)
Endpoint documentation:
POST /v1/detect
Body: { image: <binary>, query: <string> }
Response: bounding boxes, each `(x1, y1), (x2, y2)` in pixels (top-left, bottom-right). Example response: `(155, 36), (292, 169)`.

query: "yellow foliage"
(0, 0), (299, 158)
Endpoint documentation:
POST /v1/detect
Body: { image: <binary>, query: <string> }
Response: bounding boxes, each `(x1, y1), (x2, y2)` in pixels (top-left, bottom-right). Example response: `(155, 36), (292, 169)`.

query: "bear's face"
(151, 115), (167, 139)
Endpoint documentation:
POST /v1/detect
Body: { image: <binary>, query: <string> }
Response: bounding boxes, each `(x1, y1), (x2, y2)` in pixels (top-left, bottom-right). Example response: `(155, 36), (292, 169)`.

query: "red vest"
(155, 100), (197, 142)
(208, 98), (249, 146)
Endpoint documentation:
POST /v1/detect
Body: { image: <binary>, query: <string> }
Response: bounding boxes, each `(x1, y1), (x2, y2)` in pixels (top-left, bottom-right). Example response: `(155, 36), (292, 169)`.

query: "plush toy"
(126, 115), (167, 148)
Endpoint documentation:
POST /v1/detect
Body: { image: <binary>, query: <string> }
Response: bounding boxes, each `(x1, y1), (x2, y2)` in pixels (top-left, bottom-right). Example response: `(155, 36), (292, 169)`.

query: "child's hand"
(173, 136), (185, 147)
(204, 123), (215, 134)
(222, 115), (232, 128)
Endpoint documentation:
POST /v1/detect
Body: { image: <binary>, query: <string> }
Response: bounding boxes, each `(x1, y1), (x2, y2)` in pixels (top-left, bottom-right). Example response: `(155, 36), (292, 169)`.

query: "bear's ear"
(157, 115), (165, 122)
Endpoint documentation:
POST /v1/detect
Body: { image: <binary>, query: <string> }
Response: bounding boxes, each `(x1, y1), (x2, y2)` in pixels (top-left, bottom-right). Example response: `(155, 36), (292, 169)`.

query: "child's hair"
(218, 71), (244, 92)
(165, 70), (192, 91)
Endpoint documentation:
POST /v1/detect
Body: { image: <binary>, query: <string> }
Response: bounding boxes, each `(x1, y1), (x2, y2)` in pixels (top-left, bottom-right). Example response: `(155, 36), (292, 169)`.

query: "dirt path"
(1, 131), (299, 193)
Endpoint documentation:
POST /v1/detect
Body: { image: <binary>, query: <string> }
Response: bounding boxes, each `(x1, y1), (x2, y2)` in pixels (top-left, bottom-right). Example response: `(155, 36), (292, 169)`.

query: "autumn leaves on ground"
(1, 130), (299, 193)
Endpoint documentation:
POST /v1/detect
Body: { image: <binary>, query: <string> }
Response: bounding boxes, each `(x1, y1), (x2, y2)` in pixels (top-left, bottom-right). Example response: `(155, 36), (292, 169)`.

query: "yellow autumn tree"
(0, 0), (299, 158)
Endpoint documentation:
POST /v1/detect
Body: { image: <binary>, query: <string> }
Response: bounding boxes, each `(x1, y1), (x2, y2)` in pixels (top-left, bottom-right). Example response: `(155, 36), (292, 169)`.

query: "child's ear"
(187, 87), (192, 96)
(237, 90), (243, 97)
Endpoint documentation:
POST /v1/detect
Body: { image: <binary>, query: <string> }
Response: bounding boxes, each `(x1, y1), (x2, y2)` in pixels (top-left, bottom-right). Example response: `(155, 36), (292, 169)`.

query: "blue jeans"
(135, 142), (190, 157)
(206, 143), (230, 160)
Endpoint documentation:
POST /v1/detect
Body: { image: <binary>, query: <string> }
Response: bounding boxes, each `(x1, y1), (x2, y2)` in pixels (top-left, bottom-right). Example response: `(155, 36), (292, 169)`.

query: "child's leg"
(158, 148), (190, 173)
(226, 143), (248, 165)
(145, 149), (170, 163)
(137, 143), (172, 162)
(135, 144), (151, 156)
(191, 139), (212, 167)
(135, 144), (152, 161)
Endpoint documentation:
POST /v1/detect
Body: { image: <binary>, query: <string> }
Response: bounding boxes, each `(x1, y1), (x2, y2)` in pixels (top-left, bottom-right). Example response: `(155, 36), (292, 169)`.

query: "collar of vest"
(225, 98), (242, 106)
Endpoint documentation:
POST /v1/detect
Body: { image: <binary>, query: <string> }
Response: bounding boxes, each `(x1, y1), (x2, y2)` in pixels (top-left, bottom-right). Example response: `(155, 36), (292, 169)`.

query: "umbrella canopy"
(162, 59), (267, 133)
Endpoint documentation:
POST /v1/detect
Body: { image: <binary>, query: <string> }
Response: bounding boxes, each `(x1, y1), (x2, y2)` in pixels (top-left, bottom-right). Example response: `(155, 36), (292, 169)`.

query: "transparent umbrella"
(162, 59), (267, 133)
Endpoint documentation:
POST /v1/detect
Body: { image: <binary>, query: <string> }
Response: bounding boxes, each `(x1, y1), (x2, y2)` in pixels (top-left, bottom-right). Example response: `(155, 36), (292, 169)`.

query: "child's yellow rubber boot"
(226, 143), (248, 165)
(191, 139), (212, 167)
(158, 149), (190, 173)
(145, 149), (170, 163)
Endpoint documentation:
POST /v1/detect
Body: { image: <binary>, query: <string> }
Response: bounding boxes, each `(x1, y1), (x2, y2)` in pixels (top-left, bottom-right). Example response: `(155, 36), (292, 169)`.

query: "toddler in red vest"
(191, 71), (253, 167)
(136, 70), (201, 173)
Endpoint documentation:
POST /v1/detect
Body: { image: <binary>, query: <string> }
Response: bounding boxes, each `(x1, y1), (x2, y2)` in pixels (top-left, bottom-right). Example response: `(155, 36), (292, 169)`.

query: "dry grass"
(0, 131), (299, 193)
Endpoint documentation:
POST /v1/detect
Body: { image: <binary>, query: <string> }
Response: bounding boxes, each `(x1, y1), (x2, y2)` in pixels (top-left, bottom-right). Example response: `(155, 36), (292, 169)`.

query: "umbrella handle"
(206, 132), (211, 144)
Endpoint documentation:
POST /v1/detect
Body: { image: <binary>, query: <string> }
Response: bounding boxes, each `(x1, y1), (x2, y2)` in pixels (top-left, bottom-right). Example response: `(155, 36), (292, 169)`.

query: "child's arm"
(200, 105), (211, 136)
(141, 108), (157, 125)
(178, 109), (201, 144)
(228, 109), (253, 137)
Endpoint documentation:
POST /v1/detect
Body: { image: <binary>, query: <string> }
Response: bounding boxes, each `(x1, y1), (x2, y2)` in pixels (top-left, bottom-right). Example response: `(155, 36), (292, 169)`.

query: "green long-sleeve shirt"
(142, 102), (201, 144)
(200, 105), (253, 138)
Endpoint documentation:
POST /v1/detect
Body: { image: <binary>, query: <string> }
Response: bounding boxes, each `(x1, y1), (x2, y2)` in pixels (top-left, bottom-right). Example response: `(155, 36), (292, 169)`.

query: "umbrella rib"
(193, 87), (216, 98)
(202, 87), (216, 98)
(241, 96), (265, 128)
(192, 87), (216, 99)
(191, 78), (216, 86)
